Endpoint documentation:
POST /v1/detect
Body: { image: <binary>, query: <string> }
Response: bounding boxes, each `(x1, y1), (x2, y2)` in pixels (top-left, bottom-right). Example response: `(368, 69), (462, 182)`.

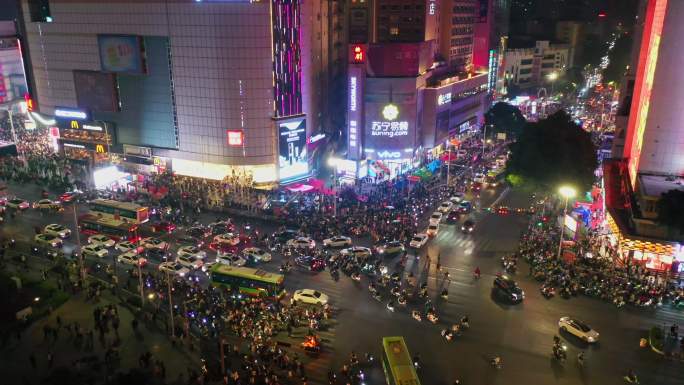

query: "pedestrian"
(46, 351), (54, 369)
(56, 315), (62, 329)
(29, 353), (36, 369)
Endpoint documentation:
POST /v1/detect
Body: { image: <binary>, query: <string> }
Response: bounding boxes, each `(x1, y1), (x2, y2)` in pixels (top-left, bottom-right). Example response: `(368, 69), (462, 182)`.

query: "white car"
(242, 247), (272, 262)
(409, 233), (428, 248)
(33, 199), (60, 210)
(34, 233), (63, 248)
(115, 241), (138, 253)
(140, 237), (169, 250)
(177, 245), (207, 260)
(427, 224), (439, 237)
(117, 251), (147, 266)
(429, 212), (443, 225)
(82, 243), (109, 258)
(44, 224), (71, 238)
(322, 235), (352, 248)
(216, 253), (247, 267)
(159, 261), (190, 277)
(340, 246), (372, 260)
(558, 316), (600, 343)
(286, 236), (316, 249)
(450, 193), (465, 203)
(292, 289), (329, 306)
(438, 201), (453, 213)
(6, 198), (29, 210)
(88, 234), (116, 248)
(176, 255), (203, 269)
(213, 233), (240, 246)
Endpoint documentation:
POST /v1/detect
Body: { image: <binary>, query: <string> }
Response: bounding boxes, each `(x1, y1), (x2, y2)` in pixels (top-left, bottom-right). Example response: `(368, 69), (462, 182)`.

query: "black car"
(493, 275), (524, 303)
(177, 235), (205, 249)
(145, 248), (170, 262)
(186, 226), (211, 239)
(446, 210), (460, 223)
(294, 255), (326, 271)
(210, 221), (235, 235)
(272, 229), (299, 243)
(461, 219), (475, 233)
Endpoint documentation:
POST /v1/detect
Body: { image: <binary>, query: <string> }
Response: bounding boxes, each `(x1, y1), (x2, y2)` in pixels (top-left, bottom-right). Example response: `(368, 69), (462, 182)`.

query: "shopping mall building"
(606, 0), (684, 273)
(19, 0), (329, 186)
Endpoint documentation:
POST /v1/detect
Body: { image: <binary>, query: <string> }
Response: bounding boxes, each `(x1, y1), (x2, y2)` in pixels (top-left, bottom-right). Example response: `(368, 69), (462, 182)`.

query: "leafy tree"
(484, 102), (527, 140)
(506, 110), (597, 192)
(656, 189), (684, 237)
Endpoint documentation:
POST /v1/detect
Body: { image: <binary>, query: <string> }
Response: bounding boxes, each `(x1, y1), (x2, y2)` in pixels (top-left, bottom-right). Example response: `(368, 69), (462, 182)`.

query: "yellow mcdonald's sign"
(95, 144), (105, 153)
(70, 120), (80, 129)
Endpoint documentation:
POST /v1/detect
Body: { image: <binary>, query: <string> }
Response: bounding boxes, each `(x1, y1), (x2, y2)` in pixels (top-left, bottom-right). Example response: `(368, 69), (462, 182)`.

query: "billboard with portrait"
(73, 70), (119, 112)
(277, 116), (308, 182)
(98, 35), (146, 74)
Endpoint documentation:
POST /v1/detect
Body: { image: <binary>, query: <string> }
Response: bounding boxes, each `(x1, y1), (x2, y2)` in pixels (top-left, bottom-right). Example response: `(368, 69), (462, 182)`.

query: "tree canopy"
(484, 102), (527, 140)
(506, 110), (598, 192)
(656, 189), (684, 237)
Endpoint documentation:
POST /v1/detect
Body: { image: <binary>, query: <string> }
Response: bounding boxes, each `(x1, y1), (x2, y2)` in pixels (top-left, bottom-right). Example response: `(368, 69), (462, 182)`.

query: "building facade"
(503, 40), (568, 89)
(604, 0), (684, 273)
(20, 0), (326, 185)
(440, 0), (477, 70)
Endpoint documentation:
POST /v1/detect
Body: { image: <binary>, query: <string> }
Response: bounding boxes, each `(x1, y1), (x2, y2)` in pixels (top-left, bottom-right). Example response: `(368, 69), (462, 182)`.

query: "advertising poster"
(278, 116), (308, 181)
(364, 101), (416, 153)
(98, 35), (146, 74)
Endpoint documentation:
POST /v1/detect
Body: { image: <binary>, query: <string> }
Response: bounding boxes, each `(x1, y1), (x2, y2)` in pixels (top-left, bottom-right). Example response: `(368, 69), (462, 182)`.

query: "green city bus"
(209, 264), (285, 298)
(382, 336), (421, 385)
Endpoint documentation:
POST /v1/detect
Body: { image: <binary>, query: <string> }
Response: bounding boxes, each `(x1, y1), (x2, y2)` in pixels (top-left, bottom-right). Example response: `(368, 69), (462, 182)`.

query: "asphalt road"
(2, 180), (683, 385)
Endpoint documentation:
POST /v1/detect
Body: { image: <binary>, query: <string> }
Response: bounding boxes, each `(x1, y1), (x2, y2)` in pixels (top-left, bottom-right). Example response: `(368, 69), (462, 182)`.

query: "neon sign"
(437, 93), (452, 106)
(54, 107), (88, 120)
(226, 130), (244, 146)
(370, 121), (409, 137)
(350, 77), (358, 112)
(352, 45), (365, 63)
(382, 104), (399, 120)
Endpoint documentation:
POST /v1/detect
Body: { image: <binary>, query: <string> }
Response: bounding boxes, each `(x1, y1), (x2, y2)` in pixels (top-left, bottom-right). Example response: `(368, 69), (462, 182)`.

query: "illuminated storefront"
(606, 213), (682, 272)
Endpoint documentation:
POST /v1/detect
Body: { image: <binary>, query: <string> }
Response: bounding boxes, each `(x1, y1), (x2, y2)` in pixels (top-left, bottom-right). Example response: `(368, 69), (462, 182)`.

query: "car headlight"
(587, 336), (595, 342)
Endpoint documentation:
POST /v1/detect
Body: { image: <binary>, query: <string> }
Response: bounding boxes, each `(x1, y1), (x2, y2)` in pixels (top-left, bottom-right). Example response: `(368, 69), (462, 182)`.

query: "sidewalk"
(0, 289), (200, 385)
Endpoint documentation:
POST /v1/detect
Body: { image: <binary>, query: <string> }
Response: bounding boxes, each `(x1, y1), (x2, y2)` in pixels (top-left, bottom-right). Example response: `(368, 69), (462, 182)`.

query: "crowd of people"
(516, 211), (684, 308)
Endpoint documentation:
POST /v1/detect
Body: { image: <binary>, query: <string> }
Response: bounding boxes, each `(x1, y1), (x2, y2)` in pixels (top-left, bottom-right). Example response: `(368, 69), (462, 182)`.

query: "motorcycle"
(386, 301), (395, 312)
(552, 344), (567, 362)
(441, 329), (453, 341)
(541, 285), (555, 299)
(411, 310), (422, 322)
(351, 272), (361, 282)
(397, 296), (407, 306)
(427, 312), (439, 324)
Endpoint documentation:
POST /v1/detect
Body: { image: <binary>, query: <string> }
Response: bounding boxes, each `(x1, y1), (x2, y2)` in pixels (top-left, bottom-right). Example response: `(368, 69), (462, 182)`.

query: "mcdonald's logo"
(70, 120), (80, 129)
(95, 144), (105, 153)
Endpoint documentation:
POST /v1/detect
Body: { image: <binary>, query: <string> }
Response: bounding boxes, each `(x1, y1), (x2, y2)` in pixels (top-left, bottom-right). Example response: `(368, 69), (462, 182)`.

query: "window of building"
(390, 27), (399, 35)
(519, 68), (532, 75)
(520, 59), (533, 65)
(28, 0), (52, 22)
(541, 62), (555, 68)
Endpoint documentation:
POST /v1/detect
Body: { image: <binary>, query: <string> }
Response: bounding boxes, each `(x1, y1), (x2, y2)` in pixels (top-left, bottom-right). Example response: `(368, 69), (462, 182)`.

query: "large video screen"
(278, 116), (308, 181)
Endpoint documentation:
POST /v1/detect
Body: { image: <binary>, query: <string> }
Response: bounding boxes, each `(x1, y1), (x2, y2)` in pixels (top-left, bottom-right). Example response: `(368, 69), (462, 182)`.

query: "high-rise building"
(503, 40), (569, 89)
(343, 0), (488, 181)
(604, 0), (684, 272)
(19, 0), (327, 185)
(440, 0), (477, 70)
(472, 0), (511, 95)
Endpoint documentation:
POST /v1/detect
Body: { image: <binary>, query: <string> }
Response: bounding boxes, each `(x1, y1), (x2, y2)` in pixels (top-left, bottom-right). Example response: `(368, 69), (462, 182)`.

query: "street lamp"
(547, 72), (559, 96)
(557, 185), (577, 258)
(327, 157), (340, 217)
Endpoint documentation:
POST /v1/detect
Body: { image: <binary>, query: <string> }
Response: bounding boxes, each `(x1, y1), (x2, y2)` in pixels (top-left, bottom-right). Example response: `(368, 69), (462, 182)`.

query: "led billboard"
(364, 102), (416, 152)
(277, 116), (308, 182)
